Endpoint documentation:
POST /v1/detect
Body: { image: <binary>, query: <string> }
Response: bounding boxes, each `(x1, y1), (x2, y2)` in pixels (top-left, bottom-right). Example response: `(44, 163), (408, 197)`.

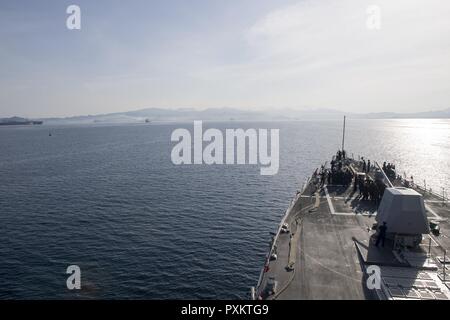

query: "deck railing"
(252, 174), (312, 299)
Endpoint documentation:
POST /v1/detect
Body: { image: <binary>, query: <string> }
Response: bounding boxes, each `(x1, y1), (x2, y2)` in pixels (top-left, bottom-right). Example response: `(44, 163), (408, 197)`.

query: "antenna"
(341, 116), (346, 152)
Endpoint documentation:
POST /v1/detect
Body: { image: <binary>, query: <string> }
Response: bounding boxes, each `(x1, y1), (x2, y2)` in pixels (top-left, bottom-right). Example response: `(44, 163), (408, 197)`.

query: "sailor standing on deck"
(375, 222), (388, 247)
(358, 177), (364, 197)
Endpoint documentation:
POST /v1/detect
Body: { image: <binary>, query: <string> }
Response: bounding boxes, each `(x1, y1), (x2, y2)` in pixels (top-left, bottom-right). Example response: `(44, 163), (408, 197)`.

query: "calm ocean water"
(0, 119), (449, 299)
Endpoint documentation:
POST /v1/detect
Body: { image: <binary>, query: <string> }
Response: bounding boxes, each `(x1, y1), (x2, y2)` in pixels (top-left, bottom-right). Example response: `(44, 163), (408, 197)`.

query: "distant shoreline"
(0, 120), (43, 126)
(2, 106), (449, 125)
(31, 106), (450, 122)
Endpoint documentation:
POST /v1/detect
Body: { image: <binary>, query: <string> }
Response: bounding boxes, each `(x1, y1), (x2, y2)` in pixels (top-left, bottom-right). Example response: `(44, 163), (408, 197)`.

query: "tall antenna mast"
(341, 116), (346, 152)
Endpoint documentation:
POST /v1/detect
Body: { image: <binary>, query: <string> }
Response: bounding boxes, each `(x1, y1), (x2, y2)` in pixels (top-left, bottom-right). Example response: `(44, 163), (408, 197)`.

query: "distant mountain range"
(39, 107), (280, 124)
(3, 107), (449, 125)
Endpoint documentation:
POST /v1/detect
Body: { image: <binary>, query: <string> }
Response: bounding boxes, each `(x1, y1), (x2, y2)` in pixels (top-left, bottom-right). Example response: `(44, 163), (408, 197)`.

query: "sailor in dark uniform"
(375, 222), (388, 247)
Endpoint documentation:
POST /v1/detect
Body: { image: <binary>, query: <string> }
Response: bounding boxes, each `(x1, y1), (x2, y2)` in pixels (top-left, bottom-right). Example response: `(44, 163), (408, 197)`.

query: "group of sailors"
(360, 158), (398, 180)
(314, 151), (388, 205)
(317, 151), (351, 186)
(354, 174), (385, 203)
(326, 165), (353, 186)
(361, 157), (372, 173)
(335, 150), (346, 161)
(382, 162), (397, 179)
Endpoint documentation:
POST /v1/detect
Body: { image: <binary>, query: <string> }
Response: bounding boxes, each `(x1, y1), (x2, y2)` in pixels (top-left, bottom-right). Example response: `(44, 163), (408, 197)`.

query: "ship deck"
(255, 158), (450, 300)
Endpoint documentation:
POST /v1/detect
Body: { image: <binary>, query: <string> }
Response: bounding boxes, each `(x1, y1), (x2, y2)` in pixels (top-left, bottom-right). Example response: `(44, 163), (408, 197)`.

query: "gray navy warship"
(252, 117), (450, 300)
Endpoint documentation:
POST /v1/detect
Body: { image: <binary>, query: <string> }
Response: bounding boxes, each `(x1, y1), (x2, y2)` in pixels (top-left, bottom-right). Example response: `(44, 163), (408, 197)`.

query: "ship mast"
(341, 116), (346, 152)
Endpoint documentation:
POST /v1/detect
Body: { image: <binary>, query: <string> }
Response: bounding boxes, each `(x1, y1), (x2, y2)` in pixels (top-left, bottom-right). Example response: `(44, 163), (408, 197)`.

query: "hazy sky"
(1, 0), (449, 117)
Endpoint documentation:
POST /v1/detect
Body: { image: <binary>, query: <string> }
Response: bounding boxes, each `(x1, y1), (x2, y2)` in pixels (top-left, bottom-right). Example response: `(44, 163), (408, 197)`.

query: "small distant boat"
(145, 119), (151, 124)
